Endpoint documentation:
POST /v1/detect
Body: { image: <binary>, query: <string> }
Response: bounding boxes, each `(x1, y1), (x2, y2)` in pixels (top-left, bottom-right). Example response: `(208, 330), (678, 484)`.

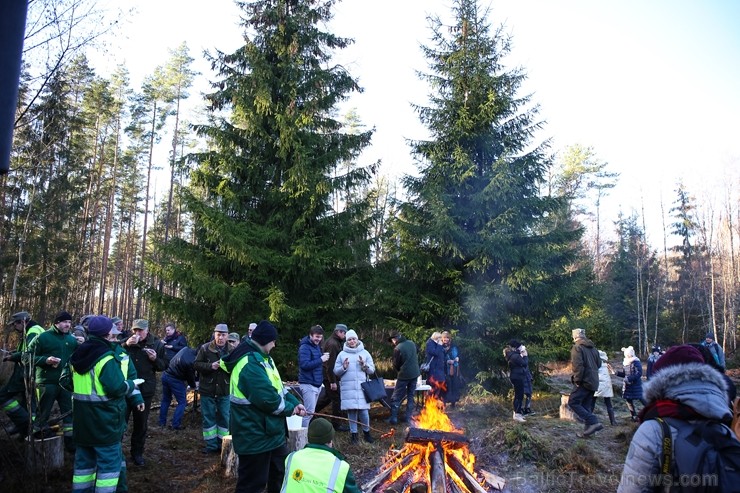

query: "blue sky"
(101, 0), (740, 245)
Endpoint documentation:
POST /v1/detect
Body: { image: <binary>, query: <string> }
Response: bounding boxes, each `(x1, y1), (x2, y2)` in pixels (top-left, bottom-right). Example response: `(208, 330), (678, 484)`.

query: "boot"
(363, 430), (374, 443)
(350, 432), (358, 444)
(607, 407), (616, 426)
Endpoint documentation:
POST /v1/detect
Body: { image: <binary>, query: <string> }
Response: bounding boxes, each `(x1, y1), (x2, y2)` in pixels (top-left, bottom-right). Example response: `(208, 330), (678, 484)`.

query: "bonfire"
(363, 395), (503, 493)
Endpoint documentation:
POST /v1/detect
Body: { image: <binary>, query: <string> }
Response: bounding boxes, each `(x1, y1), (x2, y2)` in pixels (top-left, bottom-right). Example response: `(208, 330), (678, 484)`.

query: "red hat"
(651, 345), (704, 374)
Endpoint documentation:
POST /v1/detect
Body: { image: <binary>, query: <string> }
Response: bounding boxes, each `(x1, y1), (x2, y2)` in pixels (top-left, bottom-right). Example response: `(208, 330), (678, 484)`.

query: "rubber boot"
(607, 407), (616, 426)
(363, 430), (374, 443)
(350, 432), (358, 444)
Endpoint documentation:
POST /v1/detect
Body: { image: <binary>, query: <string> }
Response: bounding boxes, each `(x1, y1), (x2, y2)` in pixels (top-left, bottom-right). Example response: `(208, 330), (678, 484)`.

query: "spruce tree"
(148, 0), (375, 351)
(389, 0), (585, 366)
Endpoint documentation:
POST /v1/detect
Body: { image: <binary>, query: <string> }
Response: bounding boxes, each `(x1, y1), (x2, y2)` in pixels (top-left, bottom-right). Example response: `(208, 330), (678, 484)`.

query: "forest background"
(2, 0), (740, 382)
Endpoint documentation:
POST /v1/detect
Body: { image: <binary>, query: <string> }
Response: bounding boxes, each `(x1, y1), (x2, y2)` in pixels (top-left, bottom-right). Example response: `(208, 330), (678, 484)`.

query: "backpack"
(655, 417), (740, 492)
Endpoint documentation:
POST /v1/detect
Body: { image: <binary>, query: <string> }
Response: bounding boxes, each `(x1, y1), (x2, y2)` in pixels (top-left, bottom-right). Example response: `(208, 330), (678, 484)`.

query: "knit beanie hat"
(705, 332), (715, 341)
(335, 323), (348, 333)
(87, 316), (113, 337)
(251, 320), (278, 345)
(621, 346), (635, 359)
(651, 344), (704, 374)
(345, 329), (358, 340)
(54, 311), (73, 323)
(307, 418), (335, 445)
(572, 328), (585, 340)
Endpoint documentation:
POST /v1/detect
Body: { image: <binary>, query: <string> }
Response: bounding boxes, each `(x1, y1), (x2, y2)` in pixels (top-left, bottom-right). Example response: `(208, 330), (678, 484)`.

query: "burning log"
(383, 470), (413, 493)
(410, 482), (428, 493)
(406, 428), (468, 447)
(429, 446), (447, 493)
(447, 455), (489, 493)
(362, 452), (415, 493)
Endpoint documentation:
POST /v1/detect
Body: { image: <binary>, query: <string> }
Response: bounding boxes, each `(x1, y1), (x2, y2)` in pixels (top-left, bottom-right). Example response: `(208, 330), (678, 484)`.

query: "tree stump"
(25, 434), (64, 472)
(221, 435), (238, 479)
(287, 428), (307, 452)
(559, 393), (578, 422)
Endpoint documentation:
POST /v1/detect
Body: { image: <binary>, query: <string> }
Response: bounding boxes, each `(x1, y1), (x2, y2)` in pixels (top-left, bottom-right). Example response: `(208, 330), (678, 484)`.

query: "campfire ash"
(363, 396), (504, 493)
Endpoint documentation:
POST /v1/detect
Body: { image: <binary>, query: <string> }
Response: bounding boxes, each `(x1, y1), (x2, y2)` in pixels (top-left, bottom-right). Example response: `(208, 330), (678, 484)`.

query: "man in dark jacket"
(221, 320), (306, 493)
(569, 328), (603, 437)
(162, 322), (188, 365)
(316, 323), (348, 431)
(387, 331), (420, 425)
(158, 346), (197, 430)
(122, 318), (166, 465)
(193, 323), (233, 454)
(298, 324), (329, 427)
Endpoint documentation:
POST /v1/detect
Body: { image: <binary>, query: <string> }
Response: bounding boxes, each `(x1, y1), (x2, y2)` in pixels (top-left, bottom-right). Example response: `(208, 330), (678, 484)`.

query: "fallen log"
(479, 469), (505, 491)
(383, 470), (413, 493)
(447, 455), (489, 493)
(362, 453), (415, 493)
(429, 445), (447, 493)
(405, 428), (468, 446)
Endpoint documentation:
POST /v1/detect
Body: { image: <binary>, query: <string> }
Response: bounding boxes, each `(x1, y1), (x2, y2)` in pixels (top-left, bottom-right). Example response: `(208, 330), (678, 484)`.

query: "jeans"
(347, 409), (370, 433)
(509, 377), (525, 414)
(568, 386), (598, 426)
(315, 381), (342, 427)
(201, 394), (230, 451)
(159, 373), (187, 428)
(390, 378), (417, 421)
(236, 444), (288, 493)
(299, 383), (321, 427)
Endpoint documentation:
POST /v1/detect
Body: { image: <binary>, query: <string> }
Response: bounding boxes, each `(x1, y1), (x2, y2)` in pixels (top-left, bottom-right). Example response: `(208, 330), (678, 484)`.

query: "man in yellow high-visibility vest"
(221, 320), (306, 493)
(280, 418), (360, 493)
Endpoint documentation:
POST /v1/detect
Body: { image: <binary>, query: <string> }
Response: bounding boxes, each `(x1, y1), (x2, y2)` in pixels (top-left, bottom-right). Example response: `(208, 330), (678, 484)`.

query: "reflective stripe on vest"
(72, 355), (115, 402)
(120, 352), (130, 379)
(229, 353), (288, 414)
(281, 448), (349, 493)
(21, 325), (44, 351)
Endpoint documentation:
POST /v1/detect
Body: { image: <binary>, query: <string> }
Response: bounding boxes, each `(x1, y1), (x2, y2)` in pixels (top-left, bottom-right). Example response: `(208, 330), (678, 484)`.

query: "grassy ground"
(0, 363), (644, 493)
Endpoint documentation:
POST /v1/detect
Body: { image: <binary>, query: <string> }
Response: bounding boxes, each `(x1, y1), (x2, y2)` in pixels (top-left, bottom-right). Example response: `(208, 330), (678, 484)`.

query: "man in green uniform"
(0, 311), (44, 437)
(280, 417), (361, 493)
(221, 320), (306, 493)
(28, 310), (79, 447)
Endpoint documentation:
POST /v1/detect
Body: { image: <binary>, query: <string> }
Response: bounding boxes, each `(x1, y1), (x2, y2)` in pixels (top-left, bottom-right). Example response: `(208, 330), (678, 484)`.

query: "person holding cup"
(298, 324), (328, 427)
(123, 319), (166, 466)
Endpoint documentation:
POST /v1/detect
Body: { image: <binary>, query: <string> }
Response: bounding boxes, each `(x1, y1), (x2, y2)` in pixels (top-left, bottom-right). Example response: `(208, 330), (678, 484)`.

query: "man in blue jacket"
(298, 324), (329, 427)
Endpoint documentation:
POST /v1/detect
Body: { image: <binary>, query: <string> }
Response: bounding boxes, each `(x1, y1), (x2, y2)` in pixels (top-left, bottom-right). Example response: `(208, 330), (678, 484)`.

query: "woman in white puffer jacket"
(333, 329), (376, 444)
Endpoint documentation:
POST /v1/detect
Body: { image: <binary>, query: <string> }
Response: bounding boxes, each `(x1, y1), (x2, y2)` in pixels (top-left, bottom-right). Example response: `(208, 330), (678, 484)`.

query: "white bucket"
(286, 415), (303, 430)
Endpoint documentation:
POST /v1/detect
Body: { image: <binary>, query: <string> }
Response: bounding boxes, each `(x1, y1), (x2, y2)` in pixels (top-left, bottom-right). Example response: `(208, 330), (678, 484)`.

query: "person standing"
(616, 346), (646, 422)
(645, 345), (662, 380)
(298, 324), (329, 427)
(162, 322), (188, 366)
(569, 328), (603, 437)
(504, 340), (528, 423)
(333, 329), (376, 444)
(122, 319), (166, 466)
(221, 320), (306, 493)
(69, 316), (143, 493)
(316, 324), (348, 431)
(441, 331), (462, 407)
(193, 323), (233, 454)
(701, 332), (726, 370)
(387, 330), (420, 425)
(280, 418), (361, 493)
(0, 311), (44, 437)
(424, 331), (447, 399)
(27, 310), (79, 448)
(590, 350), (616, 425)
(158, 346), (197, 431)
(519, 344), (535, 416)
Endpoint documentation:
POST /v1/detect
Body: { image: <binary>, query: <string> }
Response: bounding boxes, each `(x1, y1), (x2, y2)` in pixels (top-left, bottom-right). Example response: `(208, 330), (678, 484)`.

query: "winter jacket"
(424, 339), (446, 383)
(617, 362), (731, 493)
(322, 332), (345, 385)
(283, 443), (361, 493)
(702, 340), (726, 369)
(298, 335), (324, 387)
(392, 335), (420, 381)
(570, 337), (600, 392)
(165, 347), (197, 388)
(646, 353), (661, 380)
(28, 325), (79, 384)
(594, 363), (614, 398)
(333, 340), (375, 411)
(4, 322), (44, 393)
(616, 357), (644, 400)
(221, 338), (300, 455)
(193, 340), (231, 397)
(69, 336), (138, 446)
(504, 347), (529, 381)
(163, 332), (188, 364)
(125, 333), (166, 397)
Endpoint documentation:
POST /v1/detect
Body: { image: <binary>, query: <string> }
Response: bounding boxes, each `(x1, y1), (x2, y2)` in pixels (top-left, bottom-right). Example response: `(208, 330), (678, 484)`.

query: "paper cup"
(286, 415), (303, 430)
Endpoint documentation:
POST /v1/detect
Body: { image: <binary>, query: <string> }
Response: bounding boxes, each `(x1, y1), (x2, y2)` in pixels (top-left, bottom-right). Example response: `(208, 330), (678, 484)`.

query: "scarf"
(638, 398), (703, 423)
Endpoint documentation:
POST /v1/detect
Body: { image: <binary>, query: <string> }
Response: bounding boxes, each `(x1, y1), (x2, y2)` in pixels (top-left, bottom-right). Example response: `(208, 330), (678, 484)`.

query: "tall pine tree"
(389, 0), (585, 367)
(148, 0), (375, 354)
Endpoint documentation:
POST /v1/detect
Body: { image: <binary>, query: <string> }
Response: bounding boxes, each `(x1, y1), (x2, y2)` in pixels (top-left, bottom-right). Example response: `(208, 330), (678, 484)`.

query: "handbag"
(420, 356), (434, 374)
(361, 373), (387, 403)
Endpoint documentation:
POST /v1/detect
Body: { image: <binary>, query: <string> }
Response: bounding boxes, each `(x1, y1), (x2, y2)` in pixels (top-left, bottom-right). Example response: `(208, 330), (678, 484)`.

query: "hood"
(342, 340), (365, 353)
(222, 337), (263, 372)
(69, 337), (115, 374)
(643, 362), (730, 421)
(300, 335), (320, 348)
(574, 337), (596, 349)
